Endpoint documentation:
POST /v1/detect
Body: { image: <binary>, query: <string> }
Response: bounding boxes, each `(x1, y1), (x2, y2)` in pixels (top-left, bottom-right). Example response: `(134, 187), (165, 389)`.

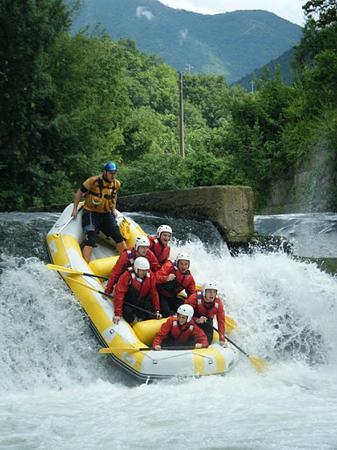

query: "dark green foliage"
(119, 153), (189, 194)
(0, 0), (336, 212)
(183, 74), (230, 128)
(119, 150), (236, 195)
(46, 34), (131, 177)
(0, 0), (71, 209)
(295, 1), (337, 113)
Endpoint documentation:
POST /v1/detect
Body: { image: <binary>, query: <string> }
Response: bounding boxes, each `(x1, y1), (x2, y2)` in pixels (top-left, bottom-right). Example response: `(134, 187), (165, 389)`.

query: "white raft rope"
(152, 349), (215, 363)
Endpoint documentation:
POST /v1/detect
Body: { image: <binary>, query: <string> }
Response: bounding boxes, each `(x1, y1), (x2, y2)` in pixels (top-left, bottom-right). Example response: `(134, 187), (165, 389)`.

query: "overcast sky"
(158, 0), (306, 26)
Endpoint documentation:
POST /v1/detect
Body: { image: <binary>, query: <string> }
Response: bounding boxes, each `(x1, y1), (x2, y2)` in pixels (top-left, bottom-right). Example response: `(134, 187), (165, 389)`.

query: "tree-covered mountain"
(72, 0), (302, 83)
(236, 48), (296, 90)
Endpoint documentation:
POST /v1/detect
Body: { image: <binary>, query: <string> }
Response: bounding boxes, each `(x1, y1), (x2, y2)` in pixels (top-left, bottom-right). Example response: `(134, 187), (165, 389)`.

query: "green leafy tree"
(119, 153), (190, 194)
(46, 34), (130, 180)
(295, 0), (337, 109)
(117, 107), (167, 161)
(184, 74), (231, 128)
(0, 0), (70, 209)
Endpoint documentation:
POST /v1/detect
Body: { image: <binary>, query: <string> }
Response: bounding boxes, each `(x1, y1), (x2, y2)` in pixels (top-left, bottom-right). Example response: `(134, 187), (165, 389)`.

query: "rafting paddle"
(55, 206), (83, 235)
(46, 263), (108, 280)
(67, 276), (158, 318)
(212, 325), (268, 372)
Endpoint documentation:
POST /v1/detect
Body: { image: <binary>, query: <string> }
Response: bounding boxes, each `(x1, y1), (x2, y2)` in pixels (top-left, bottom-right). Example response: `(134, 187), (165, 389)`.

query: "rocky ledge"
(118, 185), (254, 244)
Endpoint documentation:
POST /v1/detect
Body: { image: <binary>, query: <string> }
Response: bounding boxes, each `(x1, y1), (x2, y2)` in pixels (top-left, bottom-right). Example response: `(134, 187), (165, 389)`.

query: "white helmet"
(176, 252), (190, 264)
(134, 257), (150, 272)
(203, 281), (218, 296)
(157, 225), (172, 238)
(177, 304), (194, 322)
(135, 235), (150, 251)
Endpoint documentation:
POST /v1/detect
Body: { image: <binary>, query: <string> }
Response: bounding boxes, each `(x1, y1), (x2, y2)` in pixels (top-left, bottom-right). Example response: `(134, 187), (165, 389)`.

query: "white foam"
(1, 239), (337, 449)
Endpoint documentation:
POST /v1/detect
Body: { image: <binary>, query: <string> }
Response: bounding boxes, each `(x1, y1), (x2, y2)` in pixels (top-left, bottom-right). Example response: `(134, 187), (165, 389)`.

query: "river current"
(0, 212), (336, 450)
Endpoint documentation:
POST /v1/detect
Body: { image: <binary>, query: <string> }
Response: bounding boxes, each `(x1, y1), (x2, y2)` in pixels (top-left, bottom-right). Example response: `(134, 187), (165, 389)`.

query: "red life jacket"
(113, 268), (160, 316)
(152, 316), (208, 347)
(195, 291), (221, 318)
(156, 261), (196, 298)
(126, 248), (159, 272)
(128, 267), (152, 297)
(149, 236), (170, 266)
(105, 247), (159, 294)
(171, 318), (197, 344)
(186, 291), (226, 341)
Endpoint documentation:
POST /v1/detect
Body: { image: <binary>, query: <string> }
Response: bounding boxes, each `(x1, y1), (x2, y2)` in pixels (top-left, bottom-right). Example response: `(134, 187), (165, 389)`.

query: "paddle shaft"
(47, 264), (108, 280)
(106, 292), (156, 317)
(80, 272), (107, 280)
(223, 335), (249, 358)
(73, 281), (157, 317)
(213, 325), (268, 372)
(212, 325), (250, 358)
(56, 216), (74, 235)
(56, 205), (83, 235)
(68, 277), (158, 317)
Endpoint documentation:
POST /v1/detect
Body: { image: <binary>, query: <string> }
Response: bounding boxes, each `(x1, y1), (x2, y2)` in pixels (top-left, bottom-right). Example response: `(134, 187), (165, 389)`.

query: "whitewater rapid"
(0, 213), (337, 449)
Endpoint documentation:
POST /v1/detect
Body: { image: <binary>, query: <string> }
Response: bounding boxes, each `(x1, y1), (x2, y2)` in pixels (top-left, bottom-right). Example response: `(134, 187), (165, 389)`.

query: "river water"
(255, 212), (337, 257)
(0, 212), (336, 450)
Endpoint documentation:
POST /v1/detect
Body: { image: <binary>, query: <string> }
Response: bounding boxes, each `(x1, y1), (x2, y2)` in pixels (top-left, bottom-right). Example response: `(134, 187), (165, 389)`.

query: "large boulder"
(118, 185), (254, 243)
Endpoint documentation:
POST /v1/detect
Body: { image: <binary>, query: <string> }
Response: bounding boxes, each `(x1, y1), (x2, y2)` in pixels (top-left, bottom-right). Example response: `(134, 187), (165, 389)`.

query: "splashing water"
(0, 213), (337, 450)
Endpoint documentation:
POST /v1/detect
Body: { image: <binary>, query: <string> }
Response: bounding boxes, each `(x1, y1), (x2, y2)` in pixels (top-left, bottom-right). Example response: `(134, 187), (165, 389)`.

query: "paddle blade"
(46, 264), (82, 275)
(225, 316), (237, 333)
(120, 218), (131, 240)
(249, 356), (268, 373)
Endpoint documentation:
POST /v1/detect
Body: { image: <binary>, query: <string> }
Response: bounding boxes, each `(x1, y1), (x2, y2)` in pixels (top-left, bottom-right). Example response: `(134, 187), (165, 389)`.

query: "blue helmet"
(103, 161), (117, 172)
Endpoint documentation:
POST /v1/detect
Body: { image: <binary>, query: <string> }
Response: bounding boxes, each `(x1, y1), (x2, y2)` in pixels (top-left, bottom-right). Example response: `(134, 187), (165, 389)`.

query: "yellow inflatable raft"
(46, 204), (239, 381)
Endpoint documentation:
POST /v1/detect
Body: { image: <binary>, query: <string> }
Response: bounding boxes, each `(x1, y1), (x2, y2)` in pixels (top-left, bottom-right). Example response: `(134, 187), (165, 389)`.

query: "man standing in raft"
(148, 225), (172, 268)
(186, 281), (227, 347)
(153, 304), (208, 350)
(71, 162), (126, 262)
(105, 235), (159, 295)
(112, 257), (161, 324)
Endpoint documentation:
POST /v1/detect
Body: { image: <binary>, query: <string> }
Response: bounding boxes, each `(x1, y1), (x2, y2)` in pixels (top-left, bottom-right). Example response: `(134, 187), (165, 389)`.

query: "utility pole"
(185, 63), (193, 74)
(251, 79), (255, 94)
(179, 71), (185, 158)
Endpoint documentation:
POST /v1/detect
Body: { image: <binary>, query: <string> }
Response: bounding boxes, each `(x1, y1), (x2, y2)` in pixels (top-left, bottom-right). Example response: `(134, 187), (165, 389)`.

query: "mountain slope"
(235, 48), (296, 89)
(72, 0), (302, 82)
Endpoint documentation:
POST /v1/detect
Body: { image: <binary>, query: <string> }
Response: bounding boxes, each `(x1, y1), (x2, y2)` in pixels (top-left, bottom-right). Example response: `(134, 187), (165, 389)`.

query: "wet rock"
(229, 233), (294, 256)
(296, 257), (337, 276)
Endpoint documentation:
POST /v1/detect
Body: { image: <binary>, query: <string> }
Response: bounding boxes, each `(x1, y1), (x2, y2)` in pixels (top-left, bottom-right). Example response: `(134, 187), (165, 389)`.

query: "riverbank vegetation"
(1, 0), (336, 211)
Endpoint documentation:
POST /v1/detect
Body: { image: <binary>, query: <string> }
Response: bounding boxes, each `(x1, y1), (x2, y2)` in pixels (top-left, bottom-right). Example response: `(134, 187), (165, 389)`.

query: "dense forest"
(0, 0), (336, 211)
